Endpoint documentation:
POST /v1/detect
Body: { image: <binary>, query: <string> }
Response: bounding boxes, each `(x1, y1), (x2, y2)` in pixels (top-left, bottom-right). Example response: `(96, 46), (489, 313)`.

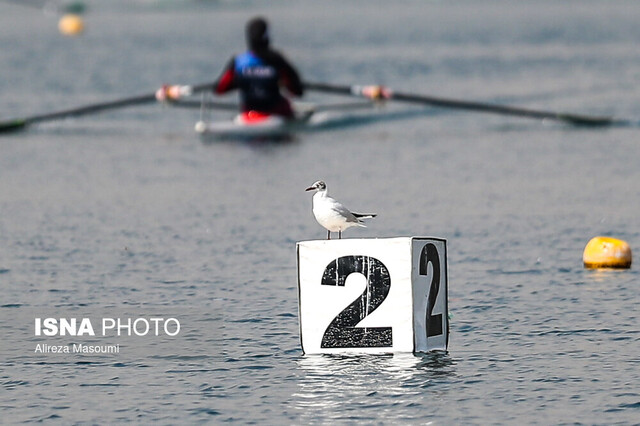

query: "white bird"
(305, 180), (376, 239)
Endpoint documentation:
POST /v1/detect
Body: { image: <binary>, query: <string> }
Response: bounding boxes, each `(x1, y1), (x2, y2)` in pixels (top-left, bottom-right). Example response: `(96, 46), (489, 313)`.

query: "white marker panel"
(297, 237), (448, 354)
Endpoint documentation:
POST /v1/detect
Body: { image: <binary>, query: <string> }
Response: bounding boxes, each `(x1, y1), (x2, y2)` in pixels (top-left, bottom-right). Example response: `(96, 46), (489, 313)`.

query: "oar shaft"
(303, 81), (618, 127)
(0, 93), (156, 134)
(0, 81), (218, 134)
(161, 99), (237, 110)
(389, 92), (608, 125)
(26, 93), (156, 124)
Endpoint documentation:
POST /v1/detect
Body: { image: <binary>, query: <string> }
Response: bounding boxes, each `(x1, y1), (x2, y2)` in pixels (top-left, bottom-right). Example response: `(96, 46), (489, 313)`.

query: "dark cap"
(246, 17), (270, 51)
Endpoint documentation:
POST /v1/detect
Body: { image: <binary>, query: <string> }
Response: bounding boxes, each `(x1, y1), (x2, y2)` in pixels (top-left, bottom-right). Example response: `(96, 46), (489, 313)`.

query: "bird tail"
(353, 213), (376, 220)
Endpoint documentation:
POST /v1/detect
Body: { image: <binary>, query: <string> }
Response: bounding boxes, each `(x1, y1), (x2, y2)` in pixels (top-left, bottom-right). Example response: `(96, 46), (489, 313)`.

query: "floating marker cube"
(297, 237), (448, 355)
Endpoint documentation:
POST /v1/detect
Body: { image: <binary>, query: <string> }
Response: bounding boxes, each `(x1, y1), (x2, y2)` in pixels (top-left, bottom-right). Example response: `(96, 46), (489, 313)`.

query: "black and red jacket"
(215, 49), (303, 117)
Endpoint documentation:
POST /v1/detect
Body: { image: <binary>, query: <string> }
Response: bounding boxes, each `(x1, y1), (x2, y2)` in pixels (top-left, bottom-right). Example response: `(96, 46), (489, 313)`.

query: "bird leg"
(327, 230), (331, 240)
(339, 230), (342, 239)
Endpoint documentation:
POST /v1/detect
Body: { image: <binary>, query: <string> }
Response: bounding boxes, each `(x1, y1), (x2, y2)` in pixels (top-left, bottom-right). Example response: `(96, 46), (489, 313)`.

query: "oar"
(0, 81), (218, 134)
(156, 99), (237, 111)
(303, 81), (624, 127)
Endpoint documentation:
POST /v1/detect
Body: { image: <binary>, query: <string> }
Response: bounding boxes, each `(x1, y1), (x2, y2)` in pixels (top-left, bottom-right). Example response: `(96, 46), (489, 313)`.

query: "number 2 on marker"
(320, 255), (393, 348)
(420, 243), (443, 338)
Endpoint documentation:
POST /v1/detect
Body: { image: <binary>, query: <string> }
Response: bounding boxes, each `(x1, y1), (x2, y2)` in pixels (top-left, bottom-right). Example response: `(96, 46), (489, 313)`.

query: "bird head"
(305, 180), (327, 192)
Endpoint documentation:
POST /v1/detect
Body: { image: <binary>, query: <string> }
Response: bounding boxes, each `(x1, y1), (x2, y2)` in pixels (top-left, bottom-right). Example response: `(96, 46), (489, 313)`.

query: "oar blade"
(555, 113), (616, 127)
(0, 119), (28, 134)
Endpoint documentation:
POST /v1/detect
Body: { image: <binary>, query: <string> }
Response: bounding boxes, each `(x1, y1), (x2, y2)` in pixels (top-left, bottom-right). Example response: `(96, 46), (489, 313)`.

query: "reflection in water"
(583, 267), (634, 285)
(293, 353), (456, 422)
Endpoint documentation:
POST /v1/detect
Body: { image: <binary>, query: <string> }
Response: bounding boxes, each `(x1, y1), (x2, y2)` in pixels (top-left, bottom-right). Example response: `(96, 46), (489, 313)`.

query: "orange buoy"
(58, 14), (84, 36)
(583, 236), (632, 269)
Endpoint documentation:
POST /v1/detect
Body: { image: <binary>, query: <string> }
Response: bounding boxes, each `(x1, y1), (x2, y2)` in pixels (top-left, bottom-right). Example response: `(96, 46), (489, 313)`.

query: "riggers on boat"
(192, 98), (391, 140)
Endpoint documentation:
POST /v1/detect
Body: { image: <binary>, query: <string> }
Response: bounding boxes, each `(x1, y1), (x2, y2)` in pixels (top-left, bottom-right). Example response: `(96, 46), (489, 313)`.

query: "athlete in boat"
(213, 17), (304, 119)
(155, 18), (388, 117)
(155, 17), (303, 120)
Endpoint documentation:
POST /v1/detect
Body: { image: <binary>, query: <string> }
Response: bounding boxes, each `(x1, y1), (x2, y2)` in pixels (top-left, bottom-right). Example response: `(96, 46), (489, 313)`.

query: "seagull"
(305, 180), (376, 239)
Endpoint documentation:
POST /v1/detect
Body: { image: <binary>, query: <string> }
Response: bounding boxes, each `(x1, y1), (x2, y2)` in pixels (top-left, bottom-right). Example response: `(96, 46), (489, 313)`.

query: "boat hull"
(195, 111), (308, 139)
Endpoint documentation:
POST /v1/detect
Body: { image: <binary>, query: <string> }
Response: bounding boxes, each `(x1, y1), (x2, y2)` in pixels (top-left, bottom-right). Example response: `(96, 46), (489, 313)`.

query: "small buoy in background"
(58, 14), (84, 36)
(583, 236), (632, 269)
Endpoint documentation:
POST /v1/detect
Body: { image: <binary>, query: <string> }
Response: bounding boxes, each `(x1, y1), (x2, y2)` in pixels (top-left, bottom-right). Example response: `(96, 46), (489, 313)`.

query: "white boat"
(193, 100), (435, 140)
(193, 100), (419, 140)
(195, 109), (313, 139)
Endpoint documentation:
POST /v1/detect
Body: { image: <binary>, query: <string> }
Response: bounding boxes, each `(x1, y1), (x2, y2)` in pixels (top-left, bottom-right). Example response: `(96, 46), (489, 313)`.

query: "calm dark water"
(1, 0), (639, 423)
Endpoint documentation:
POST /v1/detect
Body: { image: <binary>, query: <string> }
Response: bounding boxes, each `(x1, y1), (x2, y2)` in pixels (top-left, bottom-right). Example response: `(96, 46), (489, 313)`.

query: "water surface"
(1, 0), (639, 423)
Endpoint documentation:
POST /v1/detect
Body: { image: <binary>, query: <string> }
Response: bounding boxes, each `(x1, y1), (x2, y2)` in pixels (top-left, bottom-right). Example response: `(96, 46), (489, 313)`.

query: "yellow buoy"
(58, 14), (84, 36)
(583, 236), (632, 269)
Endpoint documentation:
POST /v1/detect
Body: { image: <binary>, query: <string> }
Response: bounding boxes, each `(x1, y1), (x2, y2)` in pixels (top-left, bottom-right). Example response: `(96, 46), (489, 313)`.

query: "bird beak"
(305, 186), (315, 191)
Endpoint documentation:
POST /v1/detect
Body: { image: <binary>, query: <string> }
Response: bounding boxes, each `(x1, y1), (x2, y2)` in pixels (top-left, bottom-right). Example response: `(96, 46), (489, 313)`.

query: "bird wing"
(327, 198), (360, 223)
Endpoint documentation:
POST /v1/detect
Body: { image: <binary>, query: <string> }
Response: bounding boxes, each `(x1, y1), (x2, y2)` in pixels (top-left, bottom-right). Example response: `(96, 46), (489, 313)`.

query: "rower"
(156, 17), (304, 121)
(155, 18), (390, 118)
(213, 16), (304, 119)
